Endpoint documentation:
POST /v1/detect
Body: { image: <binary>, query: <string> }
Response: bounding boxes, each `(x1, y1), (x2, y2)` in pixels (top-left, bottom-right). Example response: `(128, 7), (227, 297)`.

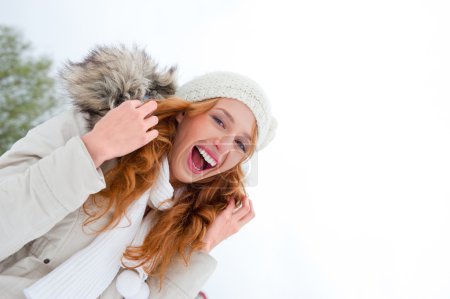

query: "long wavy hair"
(82, 97), (258, 286)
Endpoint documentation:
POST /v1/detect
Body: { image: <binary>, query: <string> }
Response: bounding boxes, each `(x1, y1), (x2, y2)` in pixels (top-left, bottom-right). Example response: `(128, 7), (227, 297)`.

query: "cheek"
(219, 153), (243, 171)
(176, 119), (207, 143)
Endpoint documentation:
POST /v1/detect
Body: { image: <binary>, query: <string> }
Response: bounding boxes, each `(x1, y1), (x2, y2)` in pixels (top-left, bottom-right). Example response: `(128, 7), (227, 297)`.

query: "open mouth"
(189, 145), (217, 173)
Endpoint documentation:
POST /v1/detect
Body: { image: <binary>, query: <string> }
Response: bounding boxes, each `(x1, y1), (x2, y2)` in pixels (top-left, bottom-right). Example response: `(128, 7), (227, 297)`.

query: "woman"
(0, 46), (277, 298)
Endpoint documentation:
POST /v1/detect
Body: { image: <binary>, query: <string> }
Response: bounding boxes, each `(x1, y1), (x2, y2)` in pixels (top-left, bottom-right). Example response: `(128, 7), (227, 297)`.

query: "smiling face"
(168, 98), (256, 184)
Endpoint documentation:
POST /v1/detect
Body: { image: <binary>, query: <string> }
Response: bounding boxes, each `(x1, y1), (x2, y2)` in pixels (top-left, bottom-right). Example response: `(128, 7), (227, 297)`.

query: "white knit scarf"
(24, 155), (176, 299)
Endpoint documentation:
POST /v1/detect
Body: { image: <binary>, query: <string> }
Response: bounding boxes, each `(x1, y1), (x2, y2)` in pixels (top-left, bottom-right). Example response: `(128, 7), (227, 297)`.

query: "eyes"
(212, 116), (247, 153)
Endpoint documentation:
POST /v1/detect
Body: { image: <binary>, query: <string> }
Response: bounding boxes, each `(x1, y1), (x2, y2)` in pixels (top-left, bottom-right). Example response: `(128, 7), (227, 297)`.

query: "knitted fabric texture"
(176, 71), (277, 151)
(23, 156), (175, 299)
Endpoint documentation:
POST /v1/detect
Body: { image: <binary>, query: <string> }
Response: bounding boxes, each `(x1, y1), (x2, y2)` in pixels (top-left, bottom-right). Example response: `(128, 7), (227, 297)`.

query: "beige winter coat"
(0, 108), (217, 298)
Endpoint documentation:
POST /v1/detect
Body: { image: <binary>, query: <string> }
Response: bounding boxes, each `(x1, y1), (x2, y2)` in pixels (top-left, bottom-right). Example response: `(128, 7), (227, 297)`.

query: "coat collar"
(59, 45), (178, 131)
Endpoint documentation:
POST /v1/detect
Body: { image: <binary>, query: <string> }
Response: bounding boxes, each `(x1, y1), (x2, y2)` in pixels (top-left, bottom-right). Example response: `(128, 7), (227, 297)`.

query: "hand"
(81, 100), (159, 167)
(200, 196), (255, 253)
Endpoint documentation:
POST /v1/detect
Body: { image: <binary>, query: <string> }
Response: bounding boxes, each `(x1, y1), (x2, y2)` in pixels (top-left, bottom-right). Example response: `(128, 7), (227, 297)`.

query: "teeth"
(195, 146), (217, 167)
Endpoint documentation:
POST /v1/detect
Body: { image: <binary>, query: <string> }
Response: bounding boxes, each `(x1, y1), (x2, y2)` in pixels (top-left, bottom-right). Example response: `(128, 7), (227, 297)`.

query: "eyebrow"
(215, 108), (252, 143)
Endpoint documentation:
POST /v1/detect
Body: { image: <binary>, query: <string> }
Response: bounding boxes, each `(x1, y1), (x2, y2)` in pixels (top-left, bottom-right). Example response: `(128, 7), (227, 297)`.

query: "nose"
(213, 135), (234, 153)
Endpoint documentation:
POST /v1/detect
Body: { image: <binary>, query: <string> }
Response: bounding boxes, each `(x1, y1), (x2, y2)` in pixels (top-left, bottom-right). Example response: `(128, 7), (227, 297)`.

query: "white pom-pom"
(116, 269), (142, 298)
(127, 282), (150, 299)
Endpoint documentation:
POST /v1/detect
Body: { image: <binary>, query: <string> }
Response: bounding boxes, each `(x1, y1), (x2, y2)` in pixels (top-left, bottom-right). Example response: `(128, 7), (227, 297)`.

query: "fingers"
(222, 197), (236, 218)
(119, 100), (158, 123)
(226, 197), (236, 212)
(137, 100), (158, 117)
(232, 196), (251, 219)
(144, 129), (159, 144)
(237, 198), (255, 226)
(126, 99), (144, 108)
(144, 115), (158, 131)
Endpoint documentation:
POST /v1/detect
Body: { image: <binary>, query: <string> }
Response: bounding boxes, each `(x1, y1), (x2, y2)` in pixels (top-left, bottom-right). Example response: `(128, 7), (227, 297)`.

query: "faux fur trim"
(59, 45), (177, 130)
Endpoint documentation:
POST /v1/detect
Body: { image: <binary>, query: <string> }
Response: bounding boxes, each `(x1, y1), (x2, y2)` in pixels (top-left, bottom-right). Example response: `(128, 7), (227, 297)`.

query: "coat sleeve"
(100, 252), (217, 299)
(147, 251), (217, 299)
(0, 109), (106, 261)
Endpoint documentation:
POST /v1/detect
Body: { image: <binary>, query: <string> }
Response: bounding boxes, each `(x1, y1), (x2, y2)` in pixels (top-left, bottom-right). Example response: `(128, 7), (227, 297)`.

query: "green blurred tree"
(0, 25), (58, 155)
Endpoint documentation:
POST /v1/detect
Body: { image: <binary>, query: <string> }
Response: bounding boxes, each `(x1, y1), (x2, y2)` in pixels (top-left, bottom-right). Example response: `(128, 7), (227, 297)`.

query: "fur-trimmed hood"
(59, 45), (177, 130)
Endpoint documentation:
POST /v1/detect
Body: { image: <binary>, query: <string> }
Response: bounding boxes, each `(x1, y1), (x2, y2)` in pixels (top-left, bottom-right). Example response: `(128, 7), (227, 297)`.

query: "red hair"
(82, 97), (258, 287)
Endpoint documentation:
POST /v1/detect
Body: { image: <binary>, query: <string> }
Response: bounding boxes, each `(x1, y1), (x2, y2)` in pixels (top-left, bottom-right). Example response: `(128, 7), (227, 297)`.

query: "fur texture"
(60, 45), (177, 130)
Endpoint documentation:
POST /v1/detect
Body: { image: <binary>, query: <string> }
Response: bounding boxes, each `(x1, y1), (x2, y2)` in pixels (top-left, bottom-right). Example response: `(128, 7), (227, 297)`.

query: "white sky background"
(2, 0), (450, 298)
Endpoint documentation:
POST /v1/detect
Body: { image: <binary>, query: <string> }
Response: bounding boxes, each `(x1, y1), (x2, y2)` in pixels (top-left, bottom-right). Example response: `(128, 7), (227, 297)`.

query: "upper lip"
(196, 145), (219, 165)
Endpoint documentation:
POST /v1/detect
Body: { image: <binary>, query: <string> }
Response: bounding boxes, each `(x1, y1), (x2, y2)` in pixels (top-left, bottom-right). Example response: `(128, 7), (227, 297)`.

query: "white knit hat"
(176, 71), (277, 151)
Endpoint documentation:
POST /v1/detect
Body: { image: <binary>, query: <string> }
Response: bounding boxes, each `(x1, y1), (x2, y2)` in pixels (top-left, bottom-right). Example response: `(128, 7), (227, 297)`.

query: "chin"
(172, 172), (191, 184)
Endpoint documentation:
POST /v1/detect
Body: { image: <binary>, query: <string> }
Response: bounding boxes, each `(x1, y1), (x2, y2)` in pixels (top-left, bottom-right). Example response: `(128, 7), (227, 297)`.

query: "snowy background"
(2, 0), (450, 298)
